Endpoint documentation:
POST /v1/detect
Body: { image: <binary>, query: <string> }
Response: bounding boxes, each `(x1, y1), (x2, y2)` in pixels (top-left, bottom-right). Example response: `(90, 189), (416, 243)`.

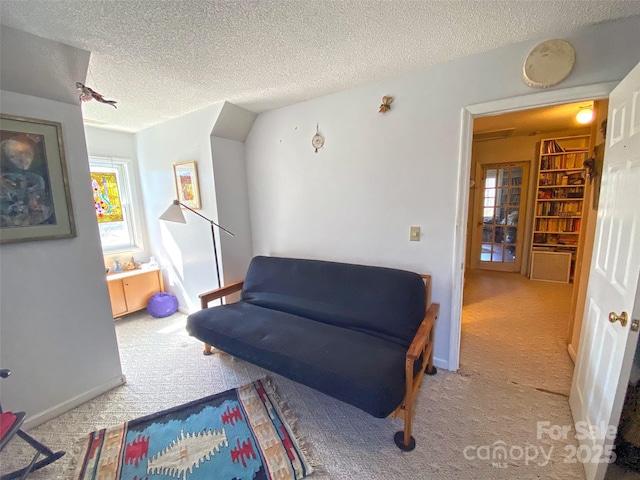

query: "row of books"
(538, 187), (584, 201)
(535, 218), (581, 232)
(538, 172), (585, 186)
(540, 153), (587, 170)
(536, 201), (582, 216)
(543, 140), (565, 154)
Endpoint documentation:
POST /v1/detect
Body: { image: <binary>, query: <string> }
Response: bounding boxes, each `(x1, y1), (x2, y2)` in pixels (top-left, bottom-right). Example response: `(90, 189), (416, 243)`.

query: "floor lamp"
(159, 200), (234, 292)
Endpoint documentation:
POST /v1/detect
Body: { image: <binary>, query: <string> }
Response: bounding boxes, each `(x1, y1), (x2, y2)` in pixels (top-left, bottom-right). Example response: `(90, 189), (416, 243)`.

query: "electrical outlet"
(410, 226), (420, 241)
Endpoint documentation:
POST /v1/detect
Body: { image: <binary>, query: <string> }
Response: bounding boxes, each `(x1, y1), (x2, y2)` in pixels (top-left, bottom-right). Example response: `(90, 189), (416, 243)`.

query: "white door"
(569, 61), (640, 480)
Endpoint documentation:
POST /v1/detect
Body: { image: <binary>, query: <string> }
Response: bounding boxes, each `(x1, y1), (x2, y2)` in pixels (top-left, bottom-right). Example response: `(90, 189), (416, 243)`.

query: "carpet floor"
(460, 269), (575, 396)
(1, 271), (600, 479)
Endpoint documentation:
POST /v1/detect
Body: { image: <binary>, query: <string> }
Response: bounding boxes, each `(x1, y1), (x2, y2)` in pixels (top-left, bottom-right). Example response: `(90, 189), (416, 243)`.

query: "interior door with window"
(569, 61), (640, 480)
(472, 162), (529, 272)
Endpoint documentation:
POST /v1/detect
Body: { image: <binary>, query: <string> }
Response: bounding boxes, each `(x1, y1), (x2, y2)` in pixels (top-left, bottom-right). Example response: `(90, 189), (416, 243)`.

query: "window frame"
(89, 156), (144, 255)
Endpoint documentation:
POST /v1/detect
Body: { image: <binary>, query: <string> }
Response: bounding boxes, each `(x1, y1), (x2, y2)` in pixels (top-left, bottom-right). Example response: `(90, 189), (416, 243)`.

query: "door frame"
(449, 81), (618, 371)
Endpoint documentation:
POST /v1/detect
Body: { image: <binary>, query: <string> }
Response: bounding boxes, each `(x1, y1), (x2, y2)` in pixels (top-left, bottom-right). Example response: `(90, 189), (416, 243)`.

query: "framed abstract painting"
(0, 114), (76, 243)
(173, 160), (201, 209)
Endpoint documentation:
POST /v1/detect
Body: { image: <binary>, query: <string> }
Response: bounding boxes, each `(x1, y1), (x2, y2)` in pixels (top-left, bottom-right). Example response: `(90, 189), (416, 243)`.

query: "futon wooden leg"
(394, 422), (416, 451)
(395, 358), (417, 451)
(425, 330), (438, 375)
(203, 343), (213, 355)
(404, 404), (413, 446)
(425, 350), (437, 374)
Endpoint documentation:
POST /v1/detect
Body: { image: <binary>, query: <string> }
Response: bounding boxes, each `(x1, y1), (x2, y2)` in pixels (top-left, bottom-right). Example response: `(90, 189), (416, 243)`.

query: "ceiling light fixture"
(576, 107), (594, 124)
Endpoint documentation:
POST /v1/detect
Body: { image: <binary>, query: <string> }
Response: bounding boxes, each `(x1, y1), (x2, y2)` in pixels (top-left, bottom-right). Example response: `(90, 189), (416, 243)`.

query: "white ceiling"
(1, 1), (639, 133)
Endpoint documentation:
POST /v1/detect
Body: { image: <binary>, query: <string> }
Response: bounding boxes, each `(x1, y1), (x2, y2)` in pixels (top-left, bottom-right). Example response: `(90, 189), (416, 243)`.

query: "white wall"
(211, 102), (256, 293)
(0, 91), (125, 425)
(0, 29), (124, 426)
(136, 104), (224, 312)
(0, 26), (86, 105)
(136, 102), (256, 312)
(85, 126), (137, 159)
(211, 137), (253, 287)
(245, 16), (640, 370)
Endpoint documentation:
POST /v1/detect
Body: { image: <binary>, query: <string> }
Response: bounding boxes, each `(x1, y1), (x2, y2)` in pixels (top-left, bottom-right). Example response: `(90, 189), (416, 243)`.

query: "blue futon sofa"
(186, 255), (439, 450)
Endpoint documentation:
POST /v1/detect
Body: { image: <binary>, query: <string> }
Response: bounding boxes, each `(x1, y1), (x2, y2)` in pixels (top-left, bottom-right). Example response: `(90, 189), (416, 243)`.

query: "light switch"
(410, 226), (420, 241)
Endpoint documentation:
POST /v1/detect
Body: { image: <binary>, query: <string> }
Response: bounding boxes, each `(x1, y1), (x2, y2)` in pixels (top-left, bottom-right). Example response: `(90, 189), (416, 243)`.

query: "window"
(89, 157), (143, 253)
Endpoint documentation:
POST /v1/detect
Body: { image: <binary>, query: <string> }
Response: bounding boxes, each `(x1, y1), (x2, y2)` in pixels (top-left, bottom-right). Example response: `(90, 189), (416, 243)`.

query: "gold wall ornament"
(379, 96), (394, 114)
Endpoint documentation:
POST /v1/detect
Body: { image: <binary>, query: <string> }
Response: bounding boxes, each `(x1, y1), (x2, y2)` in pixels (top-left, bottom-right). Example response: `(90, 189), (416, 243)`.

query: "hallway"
(461, 269), (575, 396)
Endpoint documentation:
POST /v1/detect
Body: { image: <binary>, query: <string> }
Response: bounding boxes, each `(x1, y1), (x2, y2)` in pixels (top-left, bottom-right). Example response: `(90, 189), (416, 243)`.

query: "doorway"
(470, 162), (528, 272)
(461, 101), (595, 395)
(451, 80), (640, 480)
(450, 84), (615, 374)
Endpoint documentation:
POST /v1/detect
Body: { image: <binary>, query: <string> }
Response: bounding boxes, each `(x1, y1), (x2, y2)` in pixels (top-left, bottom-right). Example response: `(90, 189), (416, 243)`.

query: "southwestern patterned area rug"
(72, 378), (315, 480)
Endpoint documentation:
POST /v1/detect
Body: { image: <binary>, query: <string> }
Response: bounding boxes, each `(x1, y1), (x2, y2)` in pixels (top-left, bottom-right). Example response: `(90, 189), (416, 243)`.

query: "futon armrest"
(406, 303), (440, 361)
(199, 280), (244, 309)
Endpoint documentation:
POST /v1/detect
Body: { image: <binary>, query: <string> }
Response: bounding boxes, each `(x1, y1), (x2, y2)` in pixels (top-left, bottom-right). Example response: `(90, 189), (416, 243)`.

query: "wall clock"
(312, 123), (324, 153)
(523, 39), (575, 89)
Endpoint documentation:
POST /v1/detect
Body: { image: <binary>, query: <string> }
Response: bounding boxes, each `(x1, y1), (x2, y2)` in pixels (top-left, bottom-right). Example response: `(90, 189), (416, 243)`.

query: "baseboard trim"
(22, 374), (127, 431)
(178, 306), (191, 315)
(433, 356), (448, 371)
(567, 344), (577, 363)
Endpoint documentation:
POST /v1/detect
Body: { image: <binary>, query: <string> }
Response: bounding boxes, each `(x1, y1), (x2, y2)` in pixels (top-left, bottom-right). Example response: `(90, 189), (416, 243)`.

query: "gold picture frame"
(173, 160), (201, 209)
(0, 114), (76, 243)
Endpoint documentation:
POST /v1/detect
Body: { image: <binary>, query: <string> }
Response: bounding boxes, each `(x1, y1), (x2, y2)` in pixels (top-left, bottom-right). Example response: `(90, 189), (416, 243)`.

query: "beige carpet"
(460, 269), (575, 396)
(0, 271), (594, 479)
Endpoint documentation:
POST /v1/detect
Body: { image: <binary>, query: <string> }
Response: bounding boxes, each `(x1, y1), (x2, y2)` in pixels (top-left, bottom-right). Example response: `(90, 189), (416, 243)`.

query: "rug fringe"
(262, 377), (327, 478)
(66, 434), (89, 479)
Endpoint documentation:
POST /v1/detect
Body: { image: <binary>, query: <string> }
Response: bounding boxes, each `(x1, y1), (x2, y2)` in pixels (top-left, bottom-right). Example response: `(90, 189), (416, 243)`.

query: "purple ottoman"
(147, 292), (178, 318)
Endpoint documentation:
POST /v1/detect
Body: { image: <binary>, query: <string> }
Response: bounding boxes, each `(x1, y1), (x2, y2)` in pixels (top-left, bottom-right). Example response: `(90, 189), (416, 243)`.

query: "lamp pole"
(177, 201), (234, 290)
(160, 200), (234, 291)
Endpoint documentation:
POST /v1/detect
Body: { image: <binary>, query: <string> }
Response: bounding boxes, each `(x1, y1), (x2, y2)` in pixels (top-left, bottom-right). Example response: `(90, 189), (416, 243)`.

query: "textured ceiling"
(1, 1), (639, 133)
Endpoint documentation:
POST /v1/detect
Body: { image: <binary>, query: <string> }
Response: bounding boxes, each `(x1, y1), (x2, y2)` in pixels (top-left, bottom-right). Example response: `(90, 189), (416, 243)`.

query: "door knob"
(609, 311), (629, 327)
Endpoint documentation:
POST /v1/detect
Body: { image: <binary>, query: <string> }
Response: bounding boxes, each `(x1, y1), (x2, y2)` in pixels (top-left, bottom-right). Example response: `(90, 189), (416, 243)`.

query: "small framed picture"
(173, 160), (201, 209)
(0, 114), (76, 243)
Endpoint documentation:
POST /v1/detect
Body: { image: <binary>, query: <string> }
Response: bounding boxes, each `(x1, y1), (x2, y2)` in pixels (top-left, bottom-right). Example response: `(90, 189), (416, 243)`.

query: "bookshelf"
(530, 135), (590, 282)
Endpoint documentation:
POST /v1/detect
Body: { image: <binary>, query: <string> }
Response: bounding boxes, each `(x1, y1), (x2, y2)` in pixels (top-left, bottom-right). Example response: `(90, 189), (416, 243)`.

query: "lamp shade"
(159, 200), (187, 223)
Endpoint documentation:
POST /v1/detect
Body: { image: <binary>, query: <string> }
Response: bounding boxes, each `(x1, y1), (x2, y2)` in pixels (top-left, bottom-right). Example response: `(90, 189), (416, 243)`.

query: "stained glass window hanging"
(91, 171), (124, 223)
